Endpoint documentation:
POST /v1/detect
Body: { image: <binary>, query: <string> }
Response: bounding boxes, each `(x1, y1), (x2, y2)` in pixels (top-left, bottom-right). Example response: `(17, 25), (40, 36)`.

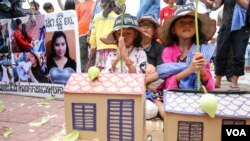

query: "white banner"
(0, 10), (80, 99)
(45, 10), (78, 32)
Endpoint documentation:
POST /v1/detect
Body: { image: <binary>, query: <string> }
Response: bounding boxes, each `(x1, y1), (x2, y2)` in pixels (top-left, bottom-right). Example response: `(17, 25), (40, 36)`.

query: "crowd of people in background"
(0, 0), (250, 120)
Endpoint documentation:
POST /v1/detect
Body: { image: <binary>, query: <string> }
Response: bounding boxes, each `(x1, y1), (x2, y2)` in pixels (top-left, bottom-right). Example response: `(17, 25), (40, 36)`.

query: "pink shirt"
(160, 44), (215, 90)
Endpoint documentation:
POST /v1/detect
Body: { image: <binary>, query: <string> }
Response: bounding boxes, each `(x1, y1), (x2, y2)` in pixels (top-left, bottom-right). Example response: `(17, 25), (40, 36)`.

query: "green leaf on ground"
(37, 101), (50, 107)
(63, 130), (79, 141)
(0, 103), (5, 112)
(37, 96), (54, 108)
(3, 130), (12, 138)
(46, 95), (54, 101)
(29, 116), (49, 127)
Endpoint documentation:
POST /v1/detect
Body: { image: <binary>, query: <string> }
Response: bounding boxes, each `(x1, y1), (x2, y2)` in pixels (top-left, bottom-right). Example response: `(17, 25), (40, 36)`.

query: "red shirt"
(160, 6), (174, 24)
(13, 30), (32, 52)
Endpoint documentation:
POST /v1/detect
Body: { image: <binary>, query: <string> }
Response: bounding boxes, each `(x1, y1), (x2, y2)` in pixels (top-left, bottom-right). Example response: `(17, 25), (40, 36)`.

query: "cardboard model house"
(163, 91), (250, 141)
(64, 73), (146, 141)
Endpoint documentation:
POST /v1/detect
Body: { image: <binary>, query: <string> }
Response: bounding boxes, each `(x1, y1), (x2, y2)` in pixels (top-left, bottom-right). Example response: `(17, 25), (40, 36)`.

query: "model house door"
(107, 99), (135, 141)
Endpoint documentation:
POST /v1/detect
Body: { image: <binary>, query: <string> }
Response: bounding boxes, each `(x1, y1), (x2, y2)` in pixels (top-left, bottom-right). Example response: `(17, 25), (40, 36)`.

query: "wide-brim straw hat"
(160, 3), (216, 45)
(138, 14), (160, 28)
(101, 13), (148, 45)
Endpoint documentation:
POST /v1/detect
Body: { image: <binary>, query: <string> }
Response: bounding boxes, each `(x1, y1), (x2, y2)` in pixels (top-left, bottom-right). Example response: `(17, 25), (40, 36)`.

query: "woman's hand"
(189, 52), (207, 72)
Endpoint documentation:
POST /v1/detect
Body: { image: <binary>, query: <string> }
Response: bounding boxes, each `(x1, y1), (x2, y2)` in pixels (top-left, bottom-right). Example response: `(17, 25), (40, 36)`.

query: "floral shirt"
(102, 47), (147, 74)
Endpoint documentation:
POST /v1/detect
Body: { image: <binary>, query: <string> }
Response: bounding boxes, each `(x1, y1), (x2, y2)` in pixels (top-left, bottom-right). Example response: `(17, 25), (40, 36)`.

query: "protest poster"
(0, 10), (80, 99)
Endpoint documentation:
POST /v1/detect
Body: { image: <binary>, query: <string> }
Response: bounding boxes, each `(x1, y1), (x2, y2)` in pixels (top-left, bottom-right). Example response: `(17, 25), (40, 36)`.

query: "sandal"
(229, 85), (240, 91)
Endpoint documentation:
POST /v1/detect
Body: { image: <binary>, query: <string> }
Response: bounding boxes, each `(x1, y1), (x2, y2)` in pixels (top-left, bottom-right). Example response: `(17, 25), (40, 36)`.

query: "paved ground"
(211, 70), (250, 92)
(0, 71), (249, 141)
(0, 94), (164, 141)
(0, 94), (65, 141)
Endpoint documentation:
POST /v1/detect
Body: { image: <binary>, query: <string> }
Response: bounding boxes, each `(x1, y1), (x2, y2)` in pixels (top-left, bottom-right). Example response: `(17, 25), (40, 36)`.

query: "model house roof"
(64, 73), (145, 95)
(164, 91), (250, 118)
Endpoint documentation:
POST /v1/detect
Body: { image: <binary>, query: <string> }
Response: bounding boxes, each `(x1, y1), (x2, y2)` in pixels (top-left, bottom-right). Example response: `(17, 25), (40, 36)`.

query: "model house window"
(107, 99), (134, 141)
(72, 103), (96, 131)
(177, 121), (203, 141)
(222, 119), (246, 125)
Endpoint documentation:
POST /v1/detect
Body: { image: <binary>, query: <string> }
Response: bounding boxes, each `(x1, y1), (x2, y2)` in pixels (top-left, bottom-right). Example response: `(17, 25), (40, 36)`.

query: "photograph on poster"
(0, 20), (9, 53)
(0, 11), (79, 98)
(45, 30), (76, 85)
(13, 52), (48, 83)
(10, 15), (46, 53)
(0, 53), (13, 82)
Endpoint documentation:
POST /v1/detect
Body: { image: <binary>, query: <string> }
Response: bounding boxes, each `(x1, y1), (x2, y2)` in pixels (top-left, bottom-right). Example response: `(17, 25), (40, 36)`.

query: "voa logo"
(226, 129), (246, 136)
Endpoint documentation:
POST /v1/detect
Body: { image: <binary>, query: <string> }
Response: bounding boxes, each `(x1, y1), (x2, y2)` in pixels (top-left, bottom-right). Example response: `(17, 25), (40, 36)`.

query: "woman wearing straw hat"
(101, 13), (147, 74)
(156, 4), (216, 91)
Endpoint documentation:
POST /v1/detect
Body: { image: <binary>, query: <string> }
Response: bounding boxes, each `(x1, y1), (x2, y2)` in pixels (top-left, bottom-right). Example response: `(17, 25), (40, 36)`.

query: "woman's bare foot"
(215, 75), (222, 88)
(231, 75), (239, 88)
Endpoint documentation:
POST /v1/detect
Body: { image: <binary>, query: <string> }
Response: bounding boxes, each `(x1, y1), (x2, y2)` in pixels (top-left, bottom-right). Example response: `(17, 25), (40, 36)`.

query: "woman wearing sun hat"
(101, 13), (147, 74)
(156, 3), (216, 91)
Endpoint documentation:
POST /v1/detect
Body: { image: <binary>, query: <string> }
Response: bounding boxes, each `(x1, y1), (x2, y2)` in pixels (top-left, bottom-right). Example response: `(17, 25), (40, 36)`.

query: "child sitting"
(157, 3), (216, 91)
(101, 13), (147, 74)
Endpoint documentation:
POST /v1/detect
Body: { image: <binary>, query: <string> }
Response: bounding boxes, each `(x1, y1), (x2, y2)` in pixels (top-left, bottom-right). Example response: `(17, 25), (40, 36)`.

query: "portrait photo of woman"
(46, 31), (76, 85)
